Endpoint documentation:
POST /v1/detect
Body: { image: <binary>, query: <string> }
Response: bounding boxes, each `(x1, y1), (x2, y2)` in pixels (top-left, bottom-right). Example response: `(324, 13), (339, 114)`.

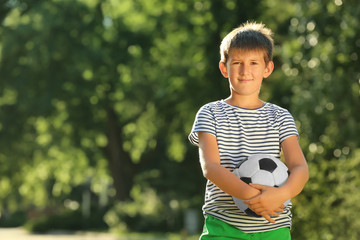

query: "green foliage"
(292, 150), (360, 240)
(24, 209), (107, 233)
(104, 186), (180, 233)
(0, 211), (26, 227)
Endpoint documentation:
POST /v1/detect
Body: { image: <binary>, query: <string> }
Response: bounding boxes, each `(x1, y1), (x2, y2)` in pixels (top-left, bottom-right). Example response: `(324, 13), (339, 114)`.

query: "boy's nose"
(239, 65), (248, 74)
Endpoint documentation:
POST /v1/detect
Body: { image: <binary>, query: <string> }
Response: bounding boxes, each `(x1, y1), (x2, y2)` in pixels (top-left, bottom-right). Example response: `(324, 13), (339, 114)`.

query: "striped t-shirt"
(188, 100), (299, 233)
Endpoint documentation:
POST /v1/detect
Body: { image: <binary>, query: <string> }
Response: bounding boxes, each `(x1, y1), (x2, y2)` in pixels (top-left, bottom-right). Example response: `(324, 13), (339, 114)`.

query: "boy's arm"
(198, 132), (282, 223)
(280, 135), (309, 197)
(198, 132), (260, 199)
(246, 135), (309, 215)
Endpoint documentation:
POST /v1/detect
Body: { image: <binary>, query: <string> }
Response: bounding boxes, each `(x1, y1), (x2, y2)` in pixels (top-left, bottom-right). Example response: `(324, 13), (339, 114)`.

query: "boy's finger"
(269, 211), (280, 217)
(262, 214), (276, 224)
(275, 207), (284, 212)
(244, 196), (261, 205)
(250, 207), (266, 214)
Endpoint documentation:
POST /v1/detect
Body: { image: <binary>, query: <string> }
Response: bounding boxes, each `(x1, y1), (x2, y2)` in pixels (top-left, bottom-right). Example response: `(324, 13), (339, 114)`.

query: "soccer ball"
(232, 154), (291, 217)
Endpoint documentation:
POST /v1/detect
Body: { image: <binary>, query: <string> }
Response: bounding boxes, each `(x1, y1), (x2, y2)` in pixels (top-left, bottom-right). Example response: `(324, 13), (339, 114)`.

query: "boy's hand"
(244, 184), (287, 223)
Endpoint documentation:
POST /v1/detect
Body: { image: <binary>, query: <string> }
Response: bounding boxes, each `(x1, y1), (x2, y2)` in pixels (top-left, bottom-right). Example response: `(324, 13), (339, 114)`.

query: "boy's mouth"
(238, 78), (252, 82)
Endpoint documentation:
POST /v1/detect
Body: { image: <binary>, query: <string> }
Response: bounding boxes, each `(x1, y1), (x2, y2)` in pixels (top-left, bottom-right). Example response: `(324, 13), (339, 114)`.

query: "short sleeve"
(188, 104), (216, 146)
(278, 109), (299, 143)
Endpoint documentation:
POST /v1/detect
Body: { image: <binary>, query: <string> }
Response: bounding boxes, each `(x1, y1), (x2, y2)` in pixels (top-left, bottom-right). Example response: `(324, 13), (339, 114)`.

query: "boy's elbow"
(200, 161), (215, 179)
(299, 164), (310, 188)
(201, 166), (211, 179)
(302, 163), (310, 181)
(291, 163), (309, 180)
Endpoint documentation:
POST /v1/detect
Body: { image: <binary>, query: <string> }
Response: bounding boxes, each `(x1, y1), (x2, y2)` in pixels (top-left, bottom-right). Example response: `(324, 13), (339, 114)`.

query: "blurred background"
(0, 0), (359, 239)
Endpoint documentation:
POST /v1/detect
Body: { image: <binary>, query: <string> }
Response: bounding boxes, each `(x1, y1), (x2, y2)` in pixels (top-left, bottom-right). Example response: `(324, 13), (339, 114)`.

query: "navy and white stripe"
(188, 100), (298, 233)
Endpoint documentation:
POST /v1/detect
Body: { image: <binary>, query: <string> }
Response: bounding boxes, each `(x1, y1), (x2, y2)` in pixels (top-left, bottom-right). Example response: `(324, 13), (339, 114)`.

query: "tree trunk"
(105, 108), (134, 201)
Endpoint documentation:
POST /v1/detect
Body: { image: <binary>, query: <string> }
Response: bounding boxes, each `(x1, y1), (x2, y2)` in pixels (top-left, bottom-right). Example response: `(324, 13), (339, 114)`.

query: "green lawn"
(117, 232), (199, 240)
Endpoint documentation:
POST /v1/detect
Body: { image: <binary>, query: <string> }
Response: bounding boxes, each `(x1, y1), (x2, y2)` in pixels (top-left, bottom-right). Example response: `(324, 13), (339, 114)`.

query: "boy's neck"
(225, 96), (264, 109)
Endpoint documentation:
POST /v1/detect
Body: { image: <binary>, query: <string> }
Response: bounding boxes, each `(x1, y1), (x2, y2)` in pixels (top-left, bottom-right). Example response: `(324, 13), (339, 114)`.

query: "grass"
(116, 231), (199, 240)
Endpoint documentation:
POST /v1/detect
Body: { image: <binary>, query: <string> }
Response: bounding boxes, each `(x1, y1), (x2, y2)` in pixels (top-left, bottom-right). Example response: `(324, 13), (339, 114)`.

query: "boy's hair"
(220, 21), (274, 64)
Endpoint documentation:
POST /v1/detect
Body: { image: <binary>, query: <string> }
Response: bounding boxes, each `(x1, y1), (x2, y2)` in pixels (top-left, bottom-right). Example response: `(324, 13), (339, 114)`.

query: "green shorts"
(200, 215), (291, 240)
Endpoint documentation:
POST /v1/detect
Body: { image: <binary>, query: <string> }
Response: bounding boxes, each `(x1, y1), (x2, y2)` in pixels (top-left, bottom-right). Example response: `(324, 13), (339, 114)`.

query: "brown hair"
(220, 21), (274, 64)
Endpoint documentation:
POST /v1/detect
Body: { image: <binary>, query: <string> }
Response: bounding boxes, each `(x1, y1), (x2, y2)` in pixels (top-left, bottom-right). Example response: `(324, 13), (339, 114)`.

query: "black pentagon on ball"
(245, 208), (262, 218)
(240, 177), (252, 185)
(259, 158), (277, 173)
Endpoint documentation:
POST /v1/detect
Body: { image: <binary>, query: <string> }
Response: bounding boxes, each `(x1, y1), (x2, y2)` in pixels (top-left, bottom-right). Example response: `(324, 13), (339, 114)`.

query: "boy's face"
(219, 49), (273, 99)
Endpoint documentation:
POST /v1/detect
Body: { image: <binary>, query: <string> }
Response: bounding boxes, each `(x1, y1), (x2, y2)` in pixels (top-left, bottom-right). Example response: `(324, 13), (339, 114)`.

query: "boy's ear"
(219, 61), (228, 78)
(263, 61), (274, 78)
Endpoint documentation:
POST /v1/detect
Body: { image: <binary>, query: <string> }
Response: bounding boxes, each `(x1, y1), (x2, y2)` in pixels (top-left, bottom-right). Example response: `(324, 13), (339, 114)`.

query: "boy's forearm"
(202, 161), (261, 200)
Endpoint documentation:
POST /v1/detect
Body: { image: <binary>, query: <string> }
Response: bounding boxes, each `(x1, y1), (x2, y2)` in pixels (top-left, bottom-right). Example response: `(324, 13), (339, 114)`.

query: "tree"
(0, 0), (158, 208)
(0, 0), (268, 231)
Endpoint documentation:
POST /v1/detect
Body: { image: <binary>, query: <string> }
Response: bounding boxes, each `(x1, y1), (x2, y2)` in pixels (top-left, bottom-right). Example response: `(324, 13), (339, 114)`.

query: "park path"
(0, 228), (119, 240)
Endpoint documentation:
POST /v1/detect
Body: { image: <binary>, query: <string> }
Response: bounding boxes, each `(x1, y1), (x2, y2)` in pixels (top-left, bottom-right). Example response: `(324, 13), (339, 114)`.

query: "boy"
(188, 22), (309, 239)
